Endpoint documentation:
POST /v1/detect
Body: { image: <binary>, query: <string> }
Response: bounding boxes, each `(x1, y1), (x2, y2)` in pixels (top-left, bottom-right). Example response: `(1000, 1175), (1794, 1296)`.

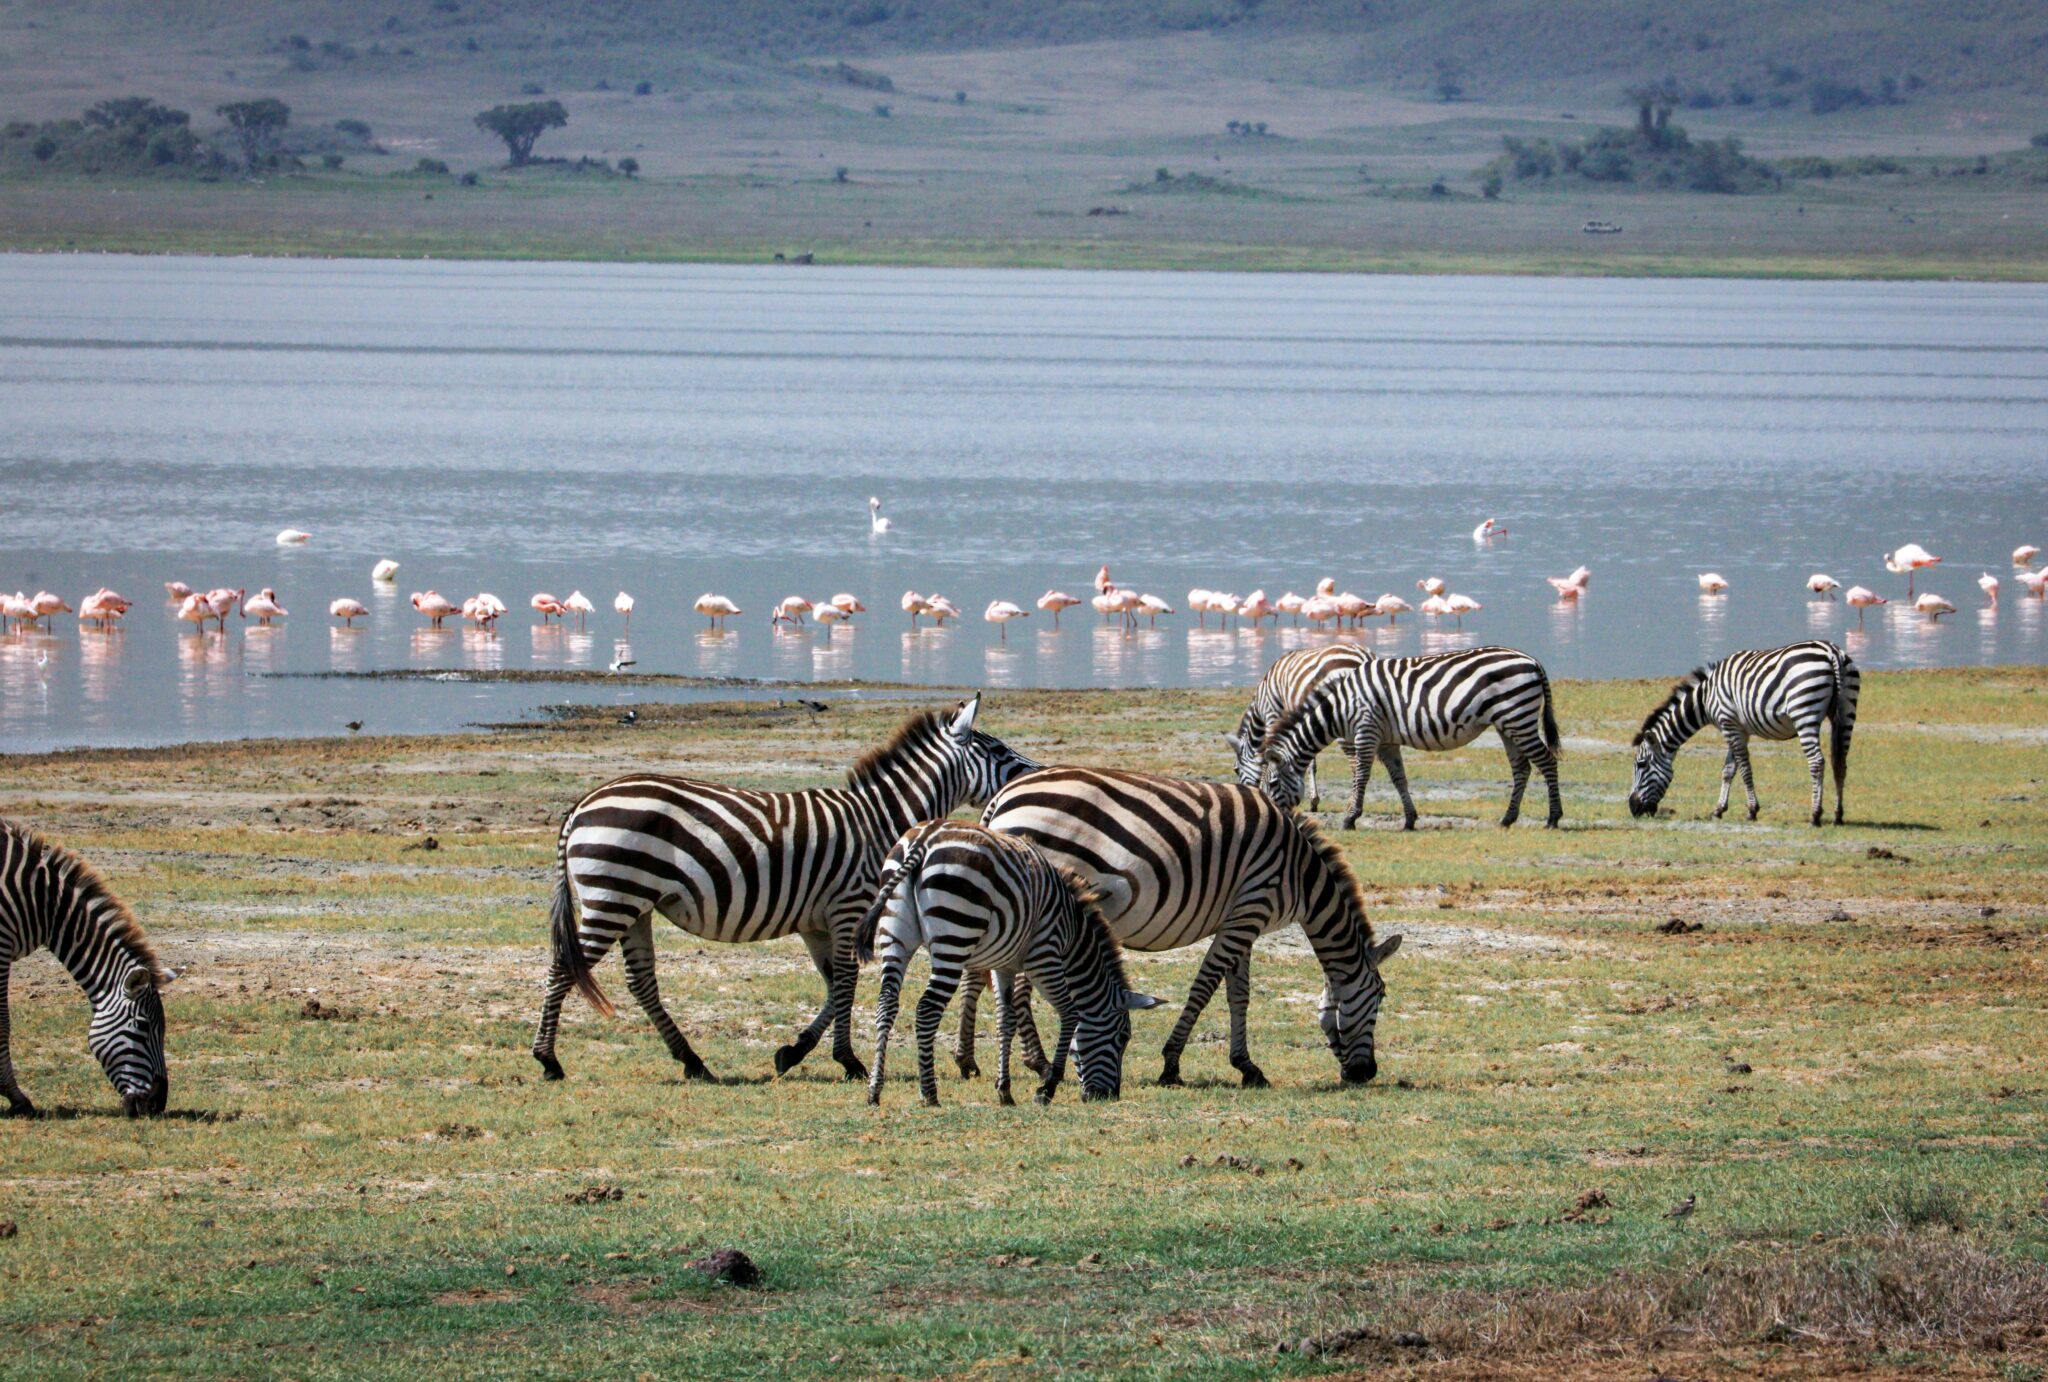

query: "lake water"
(3, 254), (2045, 752)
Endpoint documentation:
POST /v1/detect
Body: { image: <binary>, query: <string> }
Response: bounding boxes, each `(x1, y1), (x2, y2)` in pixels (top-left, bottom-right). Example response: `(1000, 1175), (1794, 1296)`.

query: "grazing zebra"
(1628, 640), (1859, 826)
(1257, 647), (1562, 830)
(532, 697), (1039, 1083)
(857, 821), (1160, 1107)
(1224, 645), (1371, 813)
(1, 819), (173, 1118)
(972, 768), (1401, 1087)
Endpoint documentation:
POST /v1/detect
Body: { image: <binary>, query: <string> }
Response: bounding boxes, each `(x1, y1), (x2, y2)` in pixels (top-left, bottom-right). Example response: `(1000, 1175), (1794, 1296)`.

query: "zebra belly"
(567, 825), (843, 945)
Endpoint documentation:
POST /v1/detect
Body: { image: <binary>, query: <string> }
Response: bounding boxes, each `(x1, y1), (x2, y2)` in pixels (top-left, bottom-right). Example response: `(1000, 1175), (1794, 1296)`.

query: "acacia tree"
(217, 97), (291, 169)
(474, 100), (567, 166)
(1624, 80), (1682, 148)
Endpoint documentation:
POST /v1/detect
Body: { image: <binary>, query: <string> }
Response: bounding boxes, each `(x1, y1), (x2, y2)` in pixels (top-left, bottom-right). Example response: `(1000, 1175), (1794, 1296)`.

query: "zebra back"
(1229, 645), (1370, 785)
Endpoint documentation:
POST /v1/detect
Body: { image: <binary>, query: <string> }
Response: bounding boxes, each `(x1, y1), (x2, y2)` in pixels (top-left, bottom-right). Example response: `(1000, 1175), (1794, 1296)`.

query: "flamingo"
(1139, 593), (1176, 627)
(1276, 591), (1305, 625)
(830, 593), (866, 615)
(2019, 569), (2048, 599)
(1807, 574), (1840, 600)
(1186, 589), (1214, 628)
(2, 591), (36, 632)
(176, 593), (215, 632)
(563, 591), (594, 628)
(1417, 576), (1446, 597)
(329, 597), (369, 627)
(694, 593), (742, 629)
(1445, 593), (1481, 626)
(1914, 592), (1956, 621)
(29, 592), (72, 630)
(1697, 572), (1729, 595)
(241, 588), (287, 625)
(275, 528), (311, 546)
(531, 593), (565, 623)
(1418, 593), (1452, 620)
(868, 496), (893, 534)
(902, 590), (931, 627)
(205, 588), (244, 630)
(2014, 544), (2041, 569)
(1883, 543), (1940, 598)
(1091, 591), (1119, 625)
(1037, 590), (1080, 627)
(1301, 594), (1340, 629)
(773, 595), (814, 627)
(1547, 566), (1591, 599)
(1978, 572), (2000, 606)
(410, 590), (458, 627)
(1335, 592), (1375, 628)
(813, 600), (850, 630)
(614, 591), (634, 629)
(79, 589), (132, 628)
(164, 581), (193, 601)
(1237, 590), (1273, 626)
(478, 592), (508, 623)
(371, 559), (400, 582)
(1094, 566), (1113, 595)
(927, 595), (962, 626)
(984, 600), (1030, 640)
(1844, 586), (1887, 626)
(1315, 577), (1336, 598)
(1472, 517), (1506, 542)
(1374, 594), (1413, 625)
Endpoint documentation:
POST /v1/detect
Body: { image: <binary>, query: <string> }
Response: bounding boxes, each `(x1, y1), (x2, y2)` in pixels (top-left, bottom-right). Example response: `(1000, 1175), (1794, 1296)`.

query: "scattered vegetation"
(1486, 84), (1778, 194)
(474, 99), (568, 166)
(0, 95), (218, 177)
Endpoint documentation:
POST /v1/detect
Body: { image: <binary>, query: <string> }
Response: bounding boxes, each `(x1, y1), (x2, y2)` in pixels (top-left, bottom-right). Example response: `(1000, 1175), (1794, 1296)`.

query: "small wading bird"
(1037, 590), (1080, 627)
(1375, 593), (1413, 625)
(2018, 569), (2048, 599)
(29, 591), (72, 631)
(812, 602), (850, 634)
(1472, 516), (1506, 542)
(1807, 573), (1840, 600)
(1445, 593), (1481, 626)
(927, 595), (962, 626)
(1419, 593), (1451, 621)
(1697, 572), (1729, 595)
(1276, 591), (1305, 625)
(531, 593), (565, 623)
(205, 588), (243, 630)
(1664, 1194), (1696, 1222)
(984, 600), (1029, 639)
(176, 592), (215, 632)
(1844, 585), (1887, 625)
(164, 581), (192, 601)
(275, 528), (311, 546)
(2014, 544), (2041, 568)
(1417, 576), (1445, 597)
(694, 593), (741, 629)
(1914, 591), (1957, 621)
(79, 589), (132, 629)
(901, 590), (930, 626)
(1186, 589), (1214, 627)
(241, 588), (287, 625)
(1139, 593), (1176, 627)
(1979, 572), (2000, 606)
(614, 591), (634, 629)
(563, 591), (594, 629)
(829, 593), (865, 615)
(1548, 566), (1591, 600)
(371, 559), (400, 582)
(609, 654), (636, 673)
(868, 496), (893, 534)
(772, 595), (813, 627)
(410, 590), (458, 628)
(1333, 592), (1373, 627)
(329, 597), (369, 627)
(1237, 590), (1273, 626)
(344, 720), (363, 733)
(1883, 542), (1940, 598)
(1, 591), (35, 632)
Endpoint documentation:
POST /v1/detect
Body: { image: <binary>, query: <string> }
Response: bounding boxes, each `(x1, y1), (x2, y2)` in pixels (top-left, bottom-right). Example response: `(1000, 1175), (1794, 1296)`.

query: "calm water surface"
(3, 255), (2044, 751)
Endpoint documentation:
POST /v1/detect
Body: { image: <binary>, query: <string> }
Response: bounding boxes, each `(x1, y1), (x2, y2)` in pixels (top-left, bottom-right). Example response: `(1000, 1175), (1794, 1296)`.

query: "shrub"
(1428, 175), (1448, 196)
(617, 156), (638, 177)
(335, 118), (373, 140)
(321, 152), (344, 169)
(1808, 79), (1871, 115)
(520, 82), (545, 95)
(834, 165), (849, 182)
(413, 156), (450, 175)
(32, 133), (57, 161)
(873, 103), (892, 118)
(2032, 131), (2048, 148)
(1480, 172), (1502, 199)
(954, 90), (967, 104)
(458, 170), (479, 185)
(634, 81), (652, 96)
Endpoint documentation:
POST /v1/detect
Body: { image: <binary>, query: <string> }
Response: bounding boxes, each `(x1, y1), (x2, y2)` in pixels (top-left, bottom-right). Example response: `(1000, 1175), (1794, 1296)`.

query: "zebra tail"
(1540, 672), (1561, 755)
(855, 822), (938, 964)
(551, 867), (615, 1018)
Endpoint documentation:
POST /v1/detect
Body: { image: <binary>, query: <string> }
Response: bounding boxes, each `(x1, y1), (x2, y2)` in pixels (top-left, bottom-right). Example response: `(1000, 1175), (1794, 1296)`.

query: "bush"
(634, 81), (652, 96)
(458, 170), (479, 186)
(873, 103), (892, 118)
(520, 82), (545, 95)
(617, 156), (638, 177)
(335, 118), (373, 141)
(31, 134), (57, 161)
(1808, 79), (1872, 115)
(1480, 172), (1502, 199)
(2032, 131), (2048, 149)
(321, 152), (344, 169)
(834, 165), (849, 182)
(954, 90), (967, 104)
(413, 156), (450, 175)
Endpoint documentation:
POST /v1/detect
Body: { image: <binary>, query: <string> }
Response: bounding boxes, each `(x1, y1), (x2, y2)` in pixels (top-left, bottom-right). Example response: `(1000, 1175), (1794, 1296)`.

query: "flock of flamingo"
(3, 514), (2043, 647)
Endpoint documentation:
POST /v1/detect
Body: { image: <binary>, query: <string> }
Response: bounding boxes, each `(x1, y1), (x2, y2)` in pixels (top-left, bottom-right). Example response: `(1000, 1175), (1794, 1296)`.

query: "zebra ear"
(1370, 934), (1403, 966)
(123, 968), (154, 999)
(1123, 991), (1164, 1011)
(948, 695), (980, 740)
(1222, 731), (1242, 752)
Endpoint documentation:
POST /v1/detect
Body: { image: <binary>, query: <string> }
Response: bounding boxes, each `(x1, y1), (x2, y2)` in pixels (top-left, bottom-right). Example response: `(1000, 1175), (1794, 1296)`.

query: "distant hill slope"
(7, 0), (2046, 106)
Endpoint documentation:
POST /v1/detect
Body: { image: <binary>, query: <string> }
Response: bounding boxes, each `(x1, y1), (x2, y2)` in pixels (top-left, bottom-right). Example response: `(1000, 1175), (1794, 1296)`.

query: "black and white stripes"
(532, 696), (1039, 1082)
(858, 821), (1159, 1107)
(1629, 640), (1859, 826)
(1256, 647), (1562, 830)
(0, 819), (173, 1118)
(1224, 645), (1371, 813)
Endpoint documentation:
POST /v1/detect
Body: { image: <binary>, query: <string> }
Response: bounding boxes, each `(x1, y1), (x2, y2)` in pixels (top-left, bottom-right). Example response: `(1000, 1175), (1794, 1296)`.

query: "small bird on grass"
(1663, 1194), (1696, 1221)
(608, 656), (636, 673)
(618, 709), (638, 725)
(344, 720), (363, 733)
(798, 698), (829, 714)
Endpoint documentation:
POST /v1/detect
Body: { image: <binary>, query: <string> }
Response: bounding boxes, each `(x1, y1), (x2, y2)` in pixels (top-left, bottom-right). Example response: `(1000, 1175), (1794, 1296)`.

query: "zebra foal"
(858, 821), (1159, 1107)
(1629, 640), (1859, 826)
(1, 819), (173, 1118)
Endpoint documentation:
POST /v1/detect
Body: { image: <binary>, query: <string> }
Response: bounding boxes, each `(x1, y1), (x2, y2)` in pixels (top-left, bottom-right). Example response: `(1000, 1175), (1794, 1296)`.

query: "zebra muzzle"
(123, 1074), (169, 1118)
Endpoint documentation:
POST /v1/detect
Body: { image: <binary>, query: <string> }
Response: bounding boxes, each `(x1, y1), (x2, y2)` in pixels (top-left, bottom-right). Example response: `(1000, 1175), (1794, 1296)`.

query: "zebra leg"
(530, 902), (633, 1081)
(953, 968), (986, 1079)
(1226, 951), (1268, 1089)
(0, 962), (31, 1117)
(826, 910), (870, 1081)
(1031, 971), (1080, 1106)
(1500, 741), (1531, 828)
(1340, 733), (1375, 831)
(1830, 690), (1857, 826)
(1160, 925), (1259, 1086)
(621, 917), (713, 1082)
(913, 965), (963, 1107)
(867, 951), (908, 1106)
(775, 928), (838, 1075)
(1534, 736), (1564, 829)
(1306, 752), (1322, 814)
(1799, 726), (1827, 827)
(1009, 974), (1051, 1076)
(993, 971), (1017, 1106)
(1714, 733), (1740, 818)
(1378, 742), (1418, 831)
(1735, 734), (1760, 820)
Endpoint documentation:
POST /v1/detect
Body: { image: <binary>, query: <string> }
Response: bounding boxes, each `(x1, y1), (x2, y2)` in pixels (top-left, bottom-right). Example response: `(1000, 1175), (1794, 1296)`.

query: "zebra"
(1628, 640), (1859, 826)
(856, 820), (1161, 1107)
(1223, 645), (1370, 813)
(1257, 647), (1562, 830)
(531, 696), (1040, 1084)
(1, 819), (173, 1118)
(971, 768), (1401, 1088)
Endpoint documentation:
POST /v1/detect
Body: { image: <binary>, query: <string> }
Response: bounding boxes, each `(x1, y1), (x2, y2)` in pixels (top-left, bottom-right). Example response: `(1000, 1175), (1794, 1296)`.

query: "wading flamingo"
(164, 581), (193, 601)
(532, 593), (565, 623)
(614, 591), (634, 629)
(1276, 591), (1305, 625)
(927, 595), (962, 626)
(29, 592), (72, 631)
(1238, 590), (1274, 626)
(1417, 576), (1445, 597)
(902, 591), (931, 627)
(275, 529), (311, 546)
(1978, 572), (2000, 606)
(1914, 592), (1956, 621)
(1139, 593), (1176, 627)
(1335, 592), (1375, 628)
(1472, 517), (1506, 542)
(1375, 594), (1413, 625)
(329, 597), (369, 627)
(830, 593), (865, 615)
(206, 588), (244, 629)
(241, 588), (287, 625)
(868, 496), (892, 534)
(984, 600), (1029, 640)
(1547, 566), (1591, 600)
(1883, 543), (1940, 598)
(1445, 593), (1481, 626)
(772, 595), (814, 627)
(563, 591), (594, 629)
(2018, 570), (2048, 599)
(1037, 590), (1080, 627)
(1697, 572), (1729, 595)
(79, 589), (132, 628)
(2014, 544), (2041, 569)
(177, 593), (215, 632)
(411, 591), (458, 628)
(1094, 566), (1113, 595)
(694, 594), (742, 629)
(371, 559), (400, 582)
(1807, 574), (1840, 600)
(1844, 586), (1887, 626)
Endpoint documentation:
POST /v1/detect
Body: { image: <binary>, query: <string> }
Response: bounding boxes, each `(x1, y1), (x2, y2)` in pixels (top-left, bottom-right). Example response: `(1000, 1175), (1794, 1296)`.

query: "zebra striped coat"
(0, 819), (173, 1118)
(856, 821), (1160, 1107)
(976, 768), (1401, 1087)
(1256, 646), (1562, 830)
(1629, 640), (1859, 826)
(1224, 645), (1371, 813)
(532, 697), (1040, 1083)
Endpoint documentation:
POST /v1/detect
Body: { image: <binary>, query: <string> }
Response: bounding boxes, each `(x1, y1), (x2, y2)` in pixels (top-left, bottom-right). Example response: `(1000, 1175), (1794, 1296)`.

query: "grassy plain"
(0, 669), (2044, 1378)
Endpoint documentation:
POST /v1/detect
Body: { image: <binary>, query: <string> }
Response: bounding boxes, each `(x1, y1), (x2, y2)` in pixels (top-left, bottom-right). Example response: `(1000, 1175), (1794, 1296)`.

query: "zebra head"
(1628, 737), (1678, 817)
(955, 699), (1043, 807)
(1317, 933), (1402, 1084)
(1629, 667), (1708, 818)
(89, 967), (171, 1117)
(1223, 712), (1262, 790)
(1063, 881), (1163, 1101)
(1073, 990), (1165, 1102)
(1258, 747), (1308, 811)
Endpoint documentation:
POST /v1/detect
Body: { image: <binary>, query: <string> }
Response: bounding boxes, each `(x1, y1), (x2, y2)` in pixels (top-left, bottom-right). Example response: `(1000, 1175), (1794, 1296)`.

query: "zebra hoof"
(682, 1061), (717, 1083)
(1546, 814), (1562, 829)
(1341, 815), (1361, 831)
(1497, 814), (1517, 829)
(1237, 1065), (1271, 1090)
(866, 1087), (882, 1107)
(1156, 1064), (1183, 1088)
(955, 1055), (981, 1080)
(920, 1091), (941, 1109)
(1747, 808), (1760, 822)
(773, 1036), (818, 1075)
(836, 1055), (869, 1082)
(4, 1097), (36, 1118)
(533, 1052), (565, 1082)
(1021, 1054), (1051, 1078)
(1033, 1084), (1056, 1107)
(996, 1081), (1015, 1106)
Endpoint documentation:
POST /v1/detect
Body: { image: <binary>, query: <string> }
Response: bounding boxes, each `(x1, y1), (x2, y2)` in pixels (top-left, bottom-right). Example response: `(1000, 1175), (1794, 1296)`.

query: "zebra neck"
(1654, 685), (1713, 751)
(851, 767), (963, 847)
(36, 893), (126, 1003)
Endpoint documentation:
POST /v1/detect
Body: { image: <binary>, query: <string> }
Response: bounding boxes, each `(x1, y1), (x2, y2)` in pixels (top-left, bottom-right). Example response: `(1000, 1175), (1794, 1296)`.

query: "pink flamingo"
(1138, 593), (1176, 627)
(206, 588), (244, 630)
(901, 590), (931, 627)
(1301, 594), (1340, 629)
(2014, 544), (2041, 569)
(984, 600), (1030, 640)
(1914, 592), (1956, 621)
(1275, 591), (1305, 625)
(927, 595), (962, 626)
(1844, 586), (1887, 626)
(1697, 572), (1729, 595)
(28, 592), (72, 631)
(2018, 569), (2048, 599)
(773, 595), (814, 628)
(79, 589), (132, 628)
(1807, 574), (1840, 600)
(830, 593), (866, 615)
(1472, 517), (1506, 541)
(2, 592), (36, 632)
(164, 581), (193, 601)
(1375, 594), (1413, 625)
(329, 597), (370, 627)
(242, 588), (288, 625)
(1979, 572), (2000, 606)
(176, 592), (216, 633)
(1037, 590), (1080, 627)
(531, 593), (565, 623)
(563, 591), (594, 629)
(411, 590), (458, 628)
(1445, 593), (1481, 626)
(1094, 566), (1113, 594)
(1238, 590), (1274, 626)
(1883, 543), (1940, 598)
(1335, 592), (1375, 627)
(695, 593), (742, 629)
(614, 591), (634, 629)
(1547, 566), (1591, 600)
(1091, 591), (1119, 625)
(1417, 576), (1445, 597)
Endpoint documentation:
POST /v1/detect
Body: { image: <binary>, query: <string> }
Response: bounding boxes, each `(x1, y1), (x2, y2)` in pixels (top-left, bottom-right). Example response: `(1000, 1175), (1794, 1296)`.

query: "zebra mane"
(1054, 865), (1136, 995)
(1260, 687), (1331, 761)
(3, 819), (167, 983)
(846, 708), (950, 791)
(1633, 666), (1711, 746)
(1293, 816), (1375, 945)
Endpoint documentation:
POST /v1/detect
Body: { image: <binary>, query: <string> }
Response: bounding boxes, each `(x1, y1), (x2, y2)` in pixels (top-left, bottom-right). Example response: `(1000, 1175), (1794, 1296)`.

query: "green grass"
(0, 671), (2045, 1377)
